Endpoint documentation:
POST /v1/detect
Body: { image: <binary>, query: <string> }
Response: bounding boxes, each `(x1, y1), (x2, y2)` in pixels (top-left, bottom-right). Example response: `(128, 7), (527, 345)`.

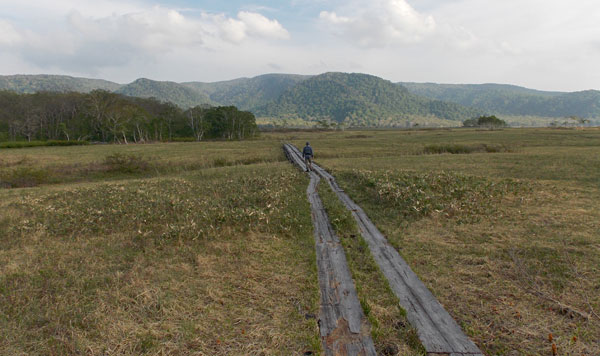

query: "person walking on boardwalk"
(302, 142), (314, 172)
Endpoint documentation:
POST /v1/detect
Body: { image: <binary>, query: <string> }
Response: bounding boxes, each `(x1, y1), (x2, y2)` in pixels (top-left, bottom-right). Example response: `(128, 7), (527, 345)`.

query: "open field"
(287, 128), (600, 355)
(1, 127), (599, 355)
(1, 159), (321, 354)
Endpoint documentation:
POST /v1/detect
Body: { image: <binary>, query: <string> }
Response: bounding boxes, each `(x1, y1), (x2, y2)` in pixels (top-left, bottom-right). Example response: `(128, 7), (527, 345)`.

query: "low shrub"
(424, 144), (476, 154)
(423, 143), (511, 154)
(0, 140), (89, 149)
(0, 167), (51, 188)
(212, 158), (231, 167)
(103, 153), (150, 173)
(346, 134), (371, 139)
(167, 137), (197, 142)
(236, 157), (264, 165)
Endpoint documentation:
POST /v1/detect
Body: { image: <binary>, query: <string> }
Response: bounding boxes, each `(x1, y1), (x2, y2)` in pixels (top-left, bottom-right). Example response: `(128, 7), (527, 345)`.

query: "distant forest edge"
(1, 73), (599, 129)
(400, 82), (600, 121)
(0, 91), (258, 143)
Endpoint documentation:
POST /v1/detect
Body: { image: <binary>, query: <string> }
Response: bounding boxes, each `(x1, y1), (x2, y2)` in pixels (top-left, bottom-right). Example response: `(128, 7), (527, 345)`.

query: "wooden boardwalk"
(284, 144), (484, 356)
(284, 144), (376, 356)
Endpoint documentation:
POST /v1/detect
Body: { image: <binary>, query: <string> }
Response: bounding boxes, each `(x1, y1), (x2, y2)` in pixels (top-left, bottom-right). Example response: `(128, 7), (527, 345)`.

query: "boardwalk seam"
(284, 144), (376, 356)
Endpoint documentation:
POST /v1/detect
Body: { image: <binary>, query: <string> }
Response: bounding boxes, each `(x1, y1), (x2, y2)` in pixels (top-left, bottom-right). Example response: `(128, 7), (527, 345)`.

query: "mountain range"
(400, 82), (600, 119)
(0, 74), (121, 93)
(1, 73), (599, 126)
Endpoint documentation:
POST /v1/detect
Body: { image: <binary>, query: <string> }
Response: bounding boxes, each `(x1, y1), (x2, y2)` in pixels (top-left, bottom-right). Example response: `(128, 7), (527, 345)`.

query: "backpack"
(303, 146), (313, 157)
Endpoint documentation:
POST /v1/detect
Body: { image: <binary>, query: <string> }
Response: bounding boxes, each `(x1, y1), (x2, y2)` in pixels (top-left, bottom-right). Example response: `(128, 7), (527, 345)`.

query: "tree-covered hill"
(3, 73), (599, 126)
(0, 74), (122, 93)
(256, 72), (482, 125)
(115, 78), (213, 108)
(184, 74), (310, 110)
(400, 82), (600, 118)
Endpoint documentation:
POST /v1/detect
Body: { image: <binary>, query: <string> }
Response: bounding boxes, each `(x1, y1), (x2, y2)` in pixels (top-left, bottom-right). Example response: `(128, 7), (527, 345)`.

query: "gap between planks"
(284, 144), (377, 356)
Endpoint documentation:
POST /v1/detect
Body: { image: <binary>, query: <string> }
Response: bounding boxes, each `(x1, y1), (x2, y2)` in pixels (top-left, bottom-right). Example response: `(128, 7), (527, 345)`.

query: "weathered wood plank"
(284, 144), (376, 356)
(284, 144), (484, 356)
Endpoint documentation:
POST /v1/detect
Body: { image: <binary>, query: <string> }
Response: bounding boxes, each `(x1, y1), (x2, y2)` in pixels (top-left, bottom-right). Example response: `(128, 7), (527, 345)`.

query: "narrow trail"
(283, 144), (376, 356)
(284, 144), (484, 356)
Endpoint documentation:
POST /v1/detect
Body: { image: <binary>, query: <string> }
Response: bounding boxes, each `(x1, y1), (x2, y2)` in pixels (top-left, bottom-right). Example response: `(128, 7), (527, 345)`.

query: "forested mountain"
(115, 78), (214, 109)
(0, 74), (121, 93)
(2, 73), (599, 127)
(184, 74), (310, 110)
(400, 82), (600, 118)
(256, 73), (482, 125)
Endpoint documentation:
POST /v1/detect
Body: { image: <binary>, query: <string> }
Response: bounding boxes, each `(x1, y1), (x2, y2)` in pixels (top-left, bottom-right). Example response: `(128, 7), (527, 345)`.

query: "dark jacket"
(302, 145), (313, 157)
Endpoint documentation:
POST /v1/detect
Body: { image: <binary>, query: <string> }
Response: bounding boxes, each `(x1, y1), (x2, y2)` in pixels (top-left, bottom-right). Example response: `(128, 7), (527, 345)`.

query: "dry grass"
(2, 127), (598, 355)
(391, 183), (600, 355)
(320, 128), (600, 355)
(0, 165), (320, 355)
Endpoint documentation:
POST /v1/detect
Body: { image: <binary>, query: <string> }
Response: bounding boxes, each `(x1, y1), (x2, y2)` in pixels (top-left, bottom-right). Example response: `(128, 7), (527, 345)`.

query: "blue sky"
(1, 0), (599, 91)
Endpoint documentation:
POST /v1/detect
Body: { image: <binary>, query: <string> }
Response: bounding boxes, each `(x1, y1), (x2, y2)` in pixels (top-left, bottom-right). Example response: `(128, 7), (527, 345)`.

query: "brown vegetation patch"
(0, 166), (321, 355)
(338, 173), (599, 355)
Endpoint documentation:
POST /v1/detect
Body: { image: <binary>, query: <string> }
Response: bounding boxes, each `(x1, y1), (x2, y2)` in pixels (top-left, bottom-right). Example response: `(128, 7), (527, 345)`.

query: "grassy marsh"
(298, 128), (600, 355)
(1, 127), (599, 355)
(0, 164), (320, 355)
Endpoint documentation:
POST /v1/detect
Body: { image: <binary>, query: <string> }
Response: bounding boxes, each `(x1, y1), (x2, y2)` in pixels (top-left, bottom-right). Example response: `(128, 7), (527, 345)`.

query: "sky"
(1, 0), (599, 91)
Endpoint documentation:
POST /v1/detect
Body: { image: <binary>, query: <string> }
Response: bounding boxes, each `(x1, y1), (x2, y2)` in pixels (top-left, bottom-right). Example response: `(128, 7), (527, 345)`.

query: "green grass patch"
(340, 169), (529, 224)
(0, 139), (289, 188)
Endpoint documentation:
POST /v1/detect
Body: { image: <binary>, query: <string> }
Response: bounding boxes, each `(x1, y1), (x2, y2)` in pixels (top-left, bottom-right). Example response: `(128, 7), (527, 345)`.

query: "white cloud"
(0, 0), (145, 19)
(238, 12), (290, 40)
(0, 20), (22, 45)
(0, 5), (290, 73)
(432, 0), (600, 53)
(67, 8), (206, 51)
(319, 0), (436, 47)
(208, 11), (289, 44)
(1, 0), (600, 91)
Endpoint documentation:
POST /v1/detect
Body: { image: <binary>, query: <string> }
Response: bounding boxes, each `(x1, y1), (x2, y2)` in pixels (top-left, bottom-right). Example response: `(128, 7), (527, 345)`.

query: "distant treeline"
(0, 90), (258, 143)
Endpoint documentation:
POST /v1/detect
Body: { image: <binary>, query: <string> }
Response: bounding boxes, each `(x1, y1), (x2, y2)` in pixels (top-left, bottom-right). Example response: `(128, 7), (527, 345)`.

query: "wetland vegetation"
(1, 127), (598, 355)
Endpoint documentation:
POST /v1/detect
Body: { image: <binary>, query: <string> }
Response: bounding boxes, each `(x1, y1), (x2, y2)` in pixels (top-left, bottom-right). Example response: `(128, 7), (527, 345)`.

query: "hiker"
(302, 142), (314, 172)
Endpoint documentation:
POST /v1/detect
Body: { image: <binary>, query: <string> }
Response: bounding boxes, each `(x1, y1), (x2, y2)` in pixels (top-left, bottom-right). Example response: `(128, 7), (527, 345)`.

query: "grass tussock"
(0, 156), (31, 168)
(0, 167), (52, 188)
(103, 153), (151, 174)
